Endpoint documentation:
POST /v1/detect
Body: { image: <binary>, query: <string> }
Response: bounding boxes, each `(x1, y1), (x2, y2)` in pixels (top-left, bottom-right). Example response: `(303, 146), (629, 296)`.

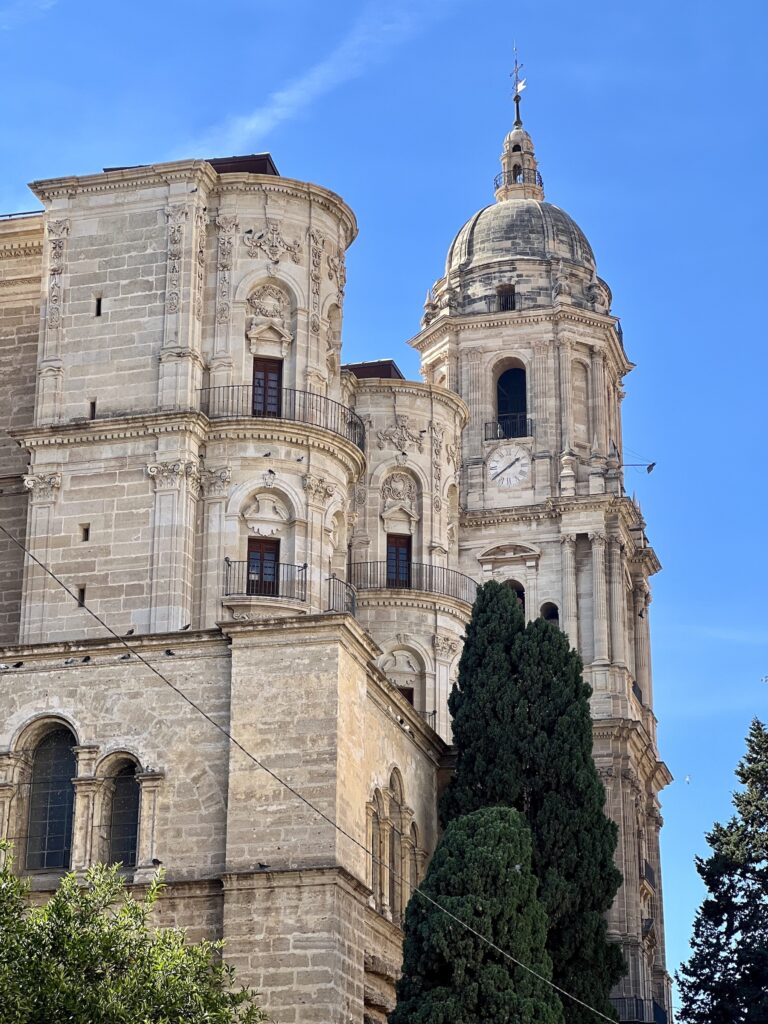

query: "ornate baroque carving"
(244, 219), (302, 265)
(327, 245), (346, 300)
(376, 416), (424, 454)
(432, 634), (459, 659)
(146, 460), (198, 491)
(23, 472), (61, 502)
(46, 219), (69, 330)
(214, 214), (238, 325)
(193, 206), (207, 322)
(247, 283), (289, 324)
(303, 474), (336, 504)
(308, 229), (324, 333)
(200, 466), (232, 497)
(381, 473), (416, 507)
(165, 205), (188, 315)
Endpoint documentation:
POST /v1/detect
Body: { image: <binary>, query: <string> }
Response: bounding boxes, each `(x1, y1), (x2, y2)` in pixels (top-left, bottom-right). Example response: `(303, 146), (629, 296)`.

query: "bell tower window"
(496, 366), (528, 438)
(497, 285), (516, 312)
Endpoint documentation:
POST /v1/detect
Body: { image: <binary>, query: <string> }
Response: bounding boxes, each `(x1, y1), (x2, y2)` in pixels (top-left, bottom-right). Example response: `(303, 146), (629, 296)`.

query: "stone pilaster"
(590, 532), (609, 664)
(558, 340), (573, 454)
(591, 347), (608, 456)
(303, 474), (336, 611)
(609, 537), (626, 667)
(198, 466), (232, 628)
(432, 633), (460, 741)
(70, 745), (100, 873)
(147, 460), (199, 632)
(133, 771), (165, 882)
(633, 581), (652, 705)
(19, 471), (61, 643)
(560, 534), (578, 647)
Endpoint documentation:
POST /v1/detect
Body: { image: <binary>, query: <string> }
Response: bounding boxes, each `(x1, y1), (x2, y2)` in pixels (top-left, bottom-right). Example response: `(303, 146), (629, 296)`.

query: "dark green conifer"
(440, 581), (624, 1023)
(389, 807), (563, 1024)
(677, 718), (768, 1023)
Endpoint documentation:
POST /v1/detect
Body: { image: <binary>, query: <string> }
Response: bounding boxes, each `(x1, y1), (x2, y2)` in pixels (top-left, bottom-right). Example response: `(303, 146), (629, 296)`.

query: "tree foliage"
(0, 846), (267, 1024)
(677, 718), (768, 1024)
(389, 807), (564, 1024)
(439, 580), (624, 1023)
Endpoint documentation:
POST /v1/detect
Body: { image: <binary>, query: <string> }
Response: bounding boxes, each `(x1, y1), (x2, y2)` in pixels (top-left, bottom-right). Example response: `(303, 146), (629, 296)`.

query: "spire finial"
(510, 44), (526, 128)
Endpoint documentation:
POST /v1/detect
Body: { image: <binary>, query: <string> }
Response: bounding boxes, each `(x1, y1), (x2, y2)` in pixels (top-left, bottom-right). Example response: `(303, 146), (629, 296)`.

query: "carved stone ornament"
(354, 483), (367, 507)
(146, 460), (198, 491)
(193, 205), (207, 322)
(23, 472), (61, 502)
(46, 219), (69, 330)
(327, 245), (346, 299)
(376, 416), (424, 454)
(247, 283), (289, 323)
(214, 214), (238, 325)
(381, 473), (416, 508)
(433, 634), (459, 659)
(447, 442), (461, 470)
(303, 474), (336, 505)
(244, 219), (302, 265)
(165, 205), (188, 315)
(309, 229), (324, 330)
(242, 494), (290, 537)
(200, 466), (232, 497)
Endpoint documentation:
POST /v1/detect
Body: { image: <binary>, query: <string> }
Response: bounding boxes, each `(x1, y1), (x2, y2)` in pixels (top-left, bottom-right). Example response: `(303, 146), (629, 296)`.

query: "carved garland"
(308, 229), (324, 334)
(165, 205), (187, 314)
(376, 416), (424, 455)
(193, 206), (207, 322)
(214, 215), (238, 325)
(244, 219), (302, 265)
(46, 219), (69, 331)
(327, 245), (346, 301)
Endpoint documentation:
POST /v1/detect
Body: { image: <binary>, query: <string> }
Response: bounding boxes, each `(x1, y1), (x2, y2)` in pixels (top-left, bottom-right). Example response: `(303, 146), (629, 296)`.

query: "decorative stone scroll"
(242, 494), (289, 537)
(244, 219), (302, 265)
(246, 283), (293, 355)
(308, 229), (324, 334)
(214, 214), (238, 325)
(376, 416), (424, 454)
(303, 474), (336, 505)
(327, 245), (346, 300)
(432, 634), (459, 659)
(146, 460), (198, 492)
(200, 466), (232, 497)
(381, 473), (416, 508)
(23, 472), (61, 502)
(193, 206), (207, 322)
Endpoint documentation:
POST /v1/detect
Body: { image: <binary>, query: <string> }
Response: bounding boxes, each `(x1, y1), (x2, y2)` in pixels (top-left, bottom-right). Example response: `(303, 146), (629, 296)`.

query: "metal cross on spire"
(510, 45), (527, 128)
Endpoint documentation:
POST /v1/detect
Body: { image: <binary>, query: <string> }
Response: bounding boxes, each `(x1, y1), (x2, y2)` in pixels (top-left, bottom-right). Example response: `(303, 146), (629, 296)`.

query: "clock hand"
(491, 456), (520, 480)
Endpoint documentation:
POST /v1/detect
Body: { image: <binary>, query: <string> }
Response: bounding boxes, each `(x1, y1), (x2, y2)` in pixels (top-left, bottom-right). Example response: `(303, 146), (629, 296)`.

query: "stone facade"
(0, 122), (672, 1023)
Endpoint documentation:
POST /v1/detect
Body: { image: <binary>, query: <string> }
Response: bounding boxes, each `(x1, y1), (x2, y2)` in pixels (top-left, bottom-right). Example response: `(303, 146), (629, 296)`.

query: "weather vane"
(510, 44), (527, 128)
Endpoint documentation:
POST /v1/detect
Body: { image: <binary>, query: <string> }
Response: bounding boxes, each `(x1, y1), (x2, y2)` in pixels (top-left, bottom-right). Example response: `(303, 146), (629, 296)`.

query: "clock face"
(487, 445), (531, 488)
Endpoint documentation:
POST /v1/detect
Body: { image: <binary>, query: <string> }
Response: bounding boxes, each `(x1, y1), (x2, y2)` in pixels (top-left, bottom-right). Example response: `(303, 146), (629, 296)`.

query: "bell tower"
(408, 67), (674, 1023)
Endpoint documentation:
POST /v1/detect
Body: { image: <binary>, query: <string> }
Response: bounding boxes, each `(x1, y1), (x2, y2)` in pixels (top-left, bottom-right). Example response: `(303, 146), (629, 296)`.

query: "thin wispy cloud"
(178, 1), (461, 158)
(0, 0), (57, 31)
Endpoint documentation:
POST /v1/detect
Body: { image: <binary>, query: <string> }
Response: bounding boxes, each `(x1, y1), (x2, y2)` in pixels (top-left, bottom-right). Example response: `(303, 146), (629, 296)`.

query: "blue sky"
(2, 0), (767, 1007)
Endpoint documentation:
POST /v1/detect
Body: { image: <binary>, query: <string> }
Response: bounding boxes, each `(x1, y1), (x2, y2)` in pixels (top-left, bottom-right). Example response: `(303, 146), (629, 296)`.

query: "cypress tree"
(677, 718), (768, 1023)
(389, 806), (563, 1024)
(440, 581), (624, 1023)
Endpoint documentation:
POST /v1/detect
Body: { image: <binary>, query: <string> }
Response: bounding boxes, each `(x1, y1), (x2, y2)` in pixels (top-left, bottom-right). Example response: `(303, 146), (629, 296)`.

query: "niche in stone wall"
(240, 489), (299, 563)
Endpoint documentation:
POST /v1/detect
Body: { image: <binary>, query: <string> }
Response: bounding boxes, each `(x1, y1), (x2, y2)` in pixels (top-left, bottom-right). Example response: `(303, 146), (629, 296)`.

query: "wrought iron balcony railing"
(349, 562), (478, 606)
(223, 560), (308, 602)
(324, 575), (356, 615)
(199, 386), (365, 450)
(484, 414), (532, 441)
(493, 168), (544, 190)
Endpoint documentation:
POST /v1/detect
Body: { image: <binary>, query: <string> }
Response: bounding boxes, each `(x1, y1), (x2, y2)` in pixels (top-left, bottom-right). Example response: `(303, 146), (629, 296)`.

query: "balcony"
(349, 562), (478, 606)
(324, 575), (356, 615)
(224, 560), (308, 602)
(484, 414), (532, 441)
(493, 168), (544, 190)
(640, 859), (656, 890)
(199, 385), (365, 450)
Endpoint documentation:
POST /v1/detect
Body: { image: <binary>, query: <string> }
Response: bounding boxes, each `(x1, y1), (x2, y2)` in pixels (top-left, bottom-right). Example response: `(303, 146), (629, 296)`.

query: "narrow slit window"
(77, 586), (86, 608)
(89, 400), (97, 420)
(80, 524), (90, 542)
(95, 296), (102, 317)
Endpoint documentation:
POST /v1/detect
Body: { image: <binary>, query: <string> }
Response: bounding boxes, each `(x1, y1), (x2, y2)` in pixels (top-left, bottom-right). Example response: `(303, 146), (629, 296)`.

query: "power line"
(0, 521), (617, 1023)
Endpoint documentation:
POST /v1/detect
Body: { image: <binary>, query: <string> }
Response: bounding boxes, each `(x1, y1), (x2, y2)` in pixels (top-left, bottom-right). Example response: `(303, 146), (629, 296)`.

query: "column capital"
(588, 530), (607, 545)
(560, 532), (577, 546)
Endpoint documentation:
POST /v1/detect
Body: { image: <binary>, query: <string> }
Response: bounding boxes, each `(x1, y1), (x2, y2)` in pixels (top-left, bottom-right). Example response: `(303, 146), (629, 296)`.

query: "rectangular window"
(252, 358), (283, 418)
(386, 534), (412, 589)
(497, 286), (516, 312)
(95, 296), (102, 317)
(89, 399), (97, 420)
(77, 586), (86, 607)
(80, 524), (90, 542)
(246, 538), (280, 596)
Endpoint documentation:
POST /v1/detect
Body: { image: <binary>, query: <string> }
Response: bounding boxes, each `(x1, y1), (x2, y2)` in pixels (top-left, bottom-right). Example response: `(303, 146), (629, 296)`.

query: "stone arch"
(94, 750), (142, 869)
(232, 271), (302, 391)
(10, 712), (81, 757)
(378, 642), (428, 712)
(377, 466), (424, 563)
(225, 480), (306, 571)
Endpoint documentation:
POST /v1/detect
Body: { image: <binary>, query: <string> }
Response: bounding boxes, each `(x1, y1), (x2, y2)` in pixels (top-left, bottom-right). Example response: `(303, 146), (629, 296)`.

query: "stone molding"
(200, 466), (232, 497)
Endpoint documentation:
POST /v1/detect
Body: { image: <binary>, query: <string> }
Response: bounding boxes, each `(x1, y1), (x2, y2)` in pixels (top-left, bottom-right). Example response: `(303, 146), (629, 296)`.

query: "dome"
(445, 198), (595, 276)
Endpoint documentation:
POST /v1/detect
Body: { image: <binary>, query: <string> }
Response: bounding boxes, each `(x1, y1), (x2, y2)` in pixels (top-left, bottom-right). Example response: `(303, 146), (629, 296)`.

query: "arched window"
(497, 367), (527, 438)
(389, 773), (404, 925)
(371, 802), (382, 910)
(506, 580), (525, 617)
(541, 602), (559, 628)
(26, 727), (76, 871)
(511, 144), (522, 152)
(108, 762), (140, 868)
(512, 163), (523, 183)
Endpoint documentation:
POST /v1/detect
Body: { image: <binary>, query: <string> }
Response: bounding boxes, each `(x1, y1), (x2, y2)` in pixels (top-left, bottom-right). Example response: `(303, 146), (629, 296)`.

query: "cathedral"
(0, 93), (672, 1023)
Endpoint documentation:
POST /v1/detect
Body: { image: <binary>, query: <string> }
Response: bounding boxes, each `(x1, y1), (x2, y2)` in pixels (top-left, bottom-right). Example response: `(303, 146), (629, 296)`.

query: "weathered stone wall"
(0, 214), (43, 645)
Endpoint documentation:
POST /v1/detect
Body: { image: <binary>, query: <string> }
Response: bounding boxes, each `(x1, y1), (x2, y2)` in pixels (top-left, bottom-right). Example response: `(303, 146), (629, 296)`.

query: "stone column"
(590, 532), (610, 664)
(303, 474), (336, 613)
(19, 472), (61, 644)
(525, 557), (538, 622)
(211, 213), (238, 389)
(133, 771), (165, 882)
(70, 745), (100, 873)
(633, 582), (652, 705)
(558, 340), (573, 454)
(532, 340), (550, 448)
(379, 820), (392, 921)
(590, 347), (608, 456)
(560, 534), (578, 648)
(609, 537), (626, 666)
(432, 634), (459, 742)
(199, 466), (232, 628)
(147, 460), (199, 633)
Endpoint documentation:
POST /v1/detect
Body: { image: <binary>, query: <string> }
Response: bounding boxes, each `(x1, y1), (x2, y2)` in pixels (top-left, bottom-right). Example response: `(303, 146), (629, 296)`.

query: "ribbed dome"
(445, 198), (595, 276)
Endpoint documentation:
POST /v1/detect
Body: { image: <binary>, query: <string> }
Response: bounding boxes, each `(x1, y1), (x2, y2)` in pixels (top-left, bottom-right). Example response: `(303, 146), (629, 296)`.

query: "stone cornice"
(355, 592), (473, 620)
(29, 160), (220, 204)
(592, 716), (673, 790)
(408, 308), (633, 377)
(204, 420), (366, 479)
(351, 378), (469, 426)
(11, 411), (210, 450)
(367, 665), (448, 764)
(0, 628), (228, 663)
